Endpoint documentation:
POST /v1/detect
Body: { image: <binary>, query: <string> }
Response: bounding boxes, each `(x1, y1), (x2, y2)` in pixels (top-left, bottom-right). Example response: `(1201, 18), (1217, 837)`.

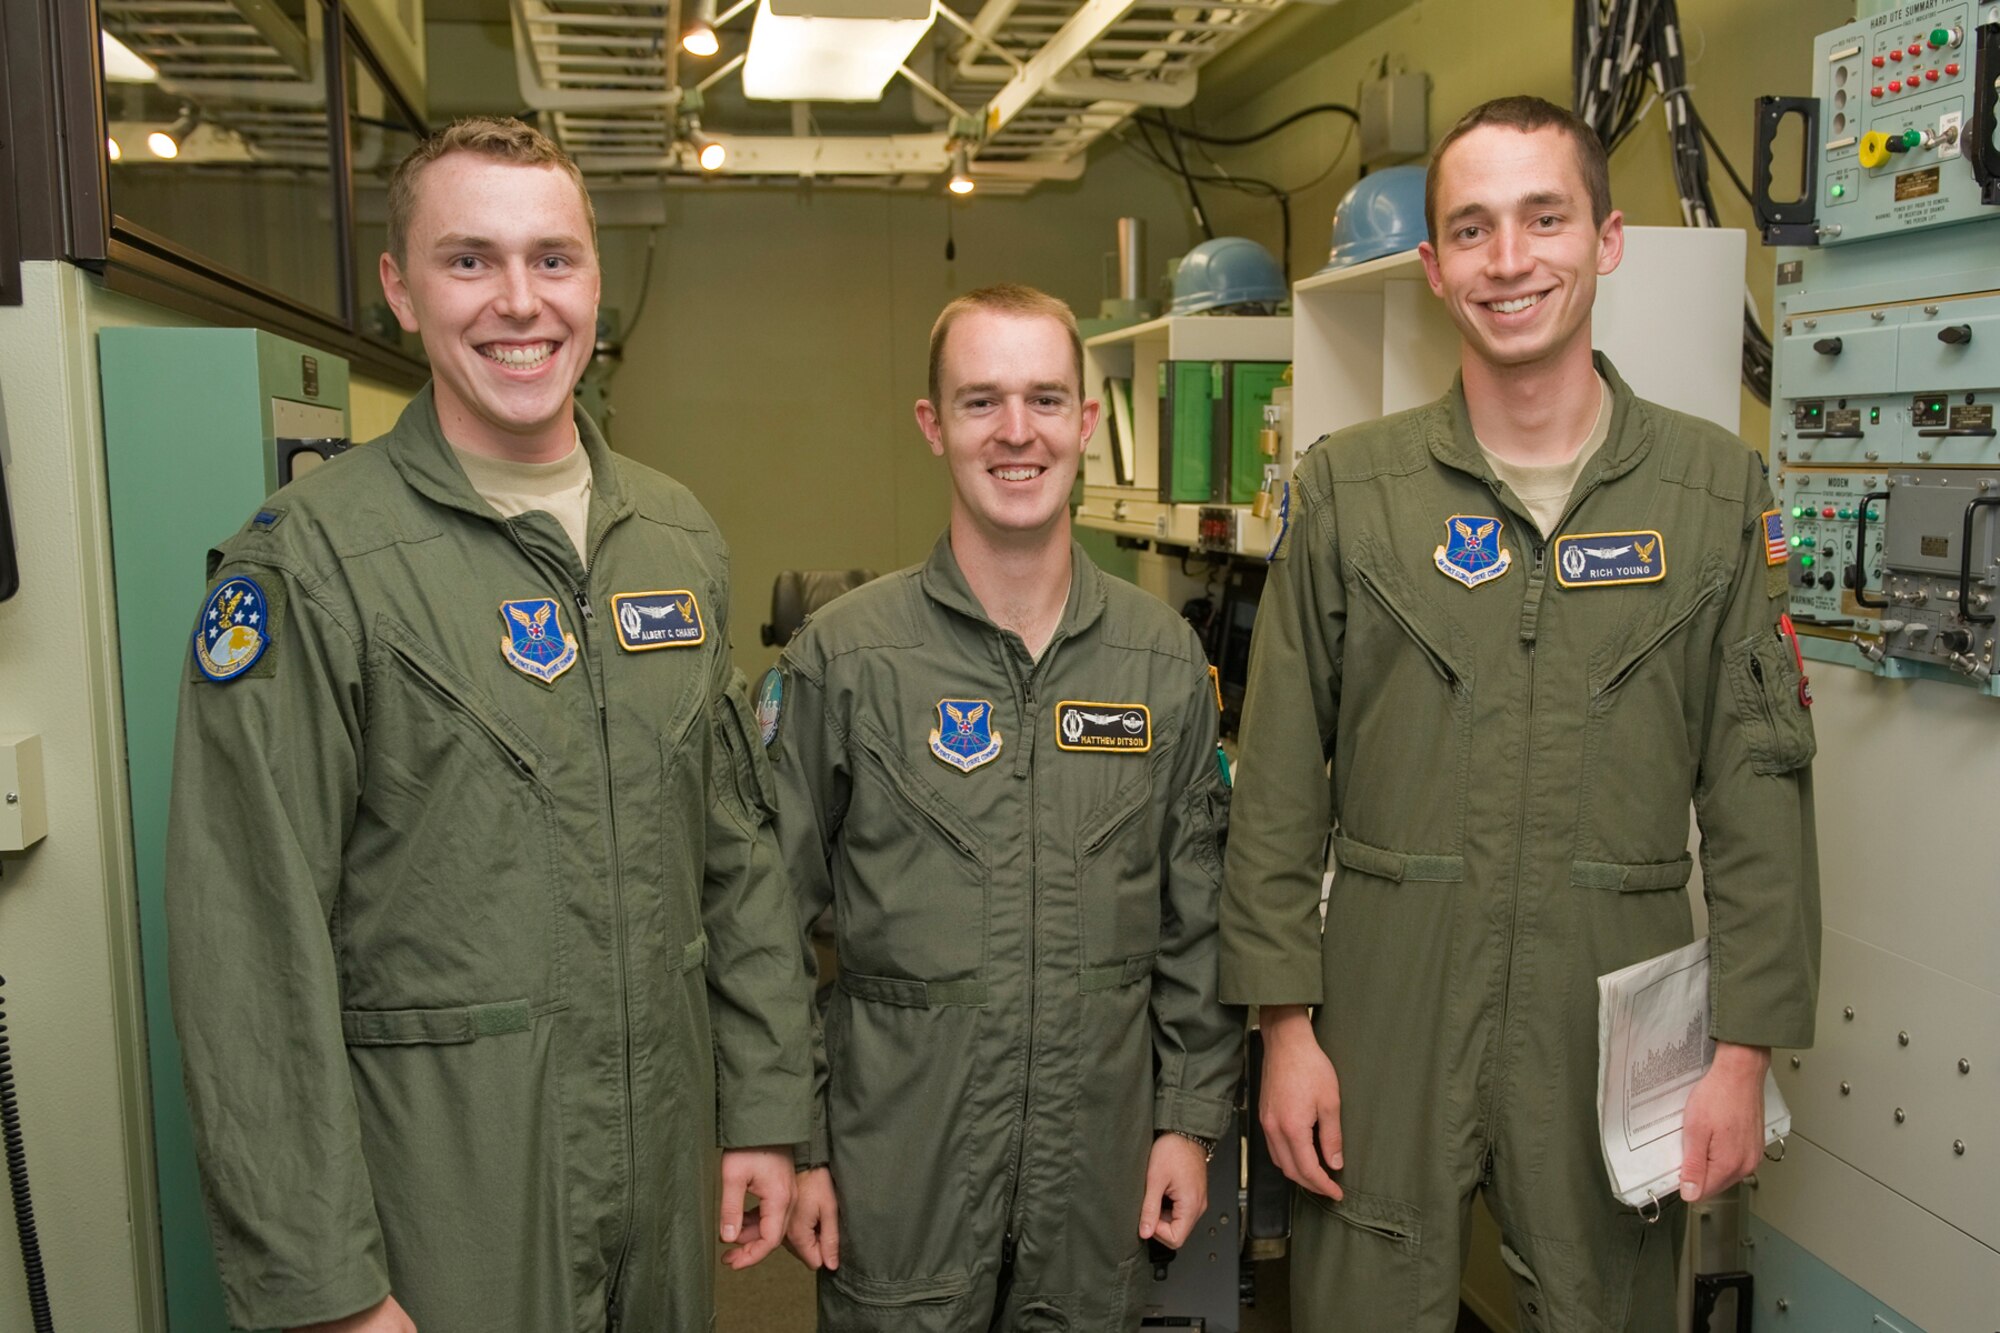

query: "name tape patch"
(1055, 701), (1152, 753)
(1553, 530), (1666, 588)
(611, 590), (705, 651)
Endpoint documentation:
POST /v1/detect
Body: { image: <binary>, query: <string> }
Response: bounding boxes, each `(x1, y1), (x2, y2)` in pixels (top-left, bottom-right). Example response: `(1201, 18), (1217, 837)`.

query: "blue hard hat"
(1321, 165), (1430, 272)
(1169, 237), (1286, 315)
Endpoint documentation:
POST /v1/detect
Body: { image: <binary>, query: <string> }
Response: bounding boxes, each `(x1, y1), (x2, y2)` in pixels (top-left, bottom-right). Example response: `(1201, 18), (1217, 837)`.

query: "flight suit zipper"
(502, 517), (639, 1310)
(1001, 628), (1066, 1261)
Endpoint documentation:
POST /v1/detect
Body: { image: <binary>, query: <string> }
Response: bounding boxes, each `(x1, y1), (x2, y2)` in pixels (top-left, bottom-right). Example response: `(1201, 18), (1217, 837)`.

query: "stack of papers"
(1596, 937), (1790, 1209)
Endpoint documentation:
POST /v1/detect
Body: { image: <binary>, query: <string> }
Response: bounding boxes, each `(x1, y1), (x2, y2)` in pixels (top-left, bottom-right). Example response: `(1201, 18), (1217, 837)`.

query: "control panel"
(1814, 3), (1995, 242)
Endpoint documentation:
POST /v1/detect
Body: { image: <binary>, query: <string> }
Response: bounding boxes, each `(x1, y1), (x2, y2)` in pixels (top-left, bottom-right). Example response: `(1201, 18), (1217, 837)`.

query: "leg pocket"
(819, 1267), (976, 1333)
(1291, 1187), (1423, 1329)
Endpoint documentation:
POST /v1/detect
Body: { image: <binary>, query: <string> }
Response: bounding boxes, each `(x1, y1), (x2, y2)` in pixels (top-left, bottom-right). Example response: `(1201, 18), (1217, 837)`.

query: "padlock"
(1259, 428), (1281, 457)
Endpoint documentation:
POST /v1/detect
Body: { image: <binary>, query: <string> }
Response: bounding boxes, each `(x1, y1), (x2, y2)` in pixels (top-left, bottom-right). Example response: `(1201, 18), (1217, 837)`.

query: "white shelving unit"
(1077, 314), (1292, 557)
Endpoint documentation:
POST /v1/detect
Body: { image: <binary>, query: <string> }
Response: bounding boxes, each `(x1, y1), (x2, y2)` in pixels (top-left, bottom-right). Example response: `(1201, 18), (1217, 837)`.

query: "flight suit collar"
(382, 382), (635, 538)
(1424, 352), (1653, 505)
(918, 529), (1107, 642)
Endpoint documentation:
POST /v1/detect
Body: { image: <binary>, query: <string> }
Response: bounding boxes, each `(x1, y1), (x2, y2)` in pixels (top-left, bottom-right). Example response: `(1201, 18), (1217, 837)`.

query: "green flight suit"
(165, 386), (810, 1332)
(1221, 358), (1820, 1331)
(769, 535), (1241, 1332)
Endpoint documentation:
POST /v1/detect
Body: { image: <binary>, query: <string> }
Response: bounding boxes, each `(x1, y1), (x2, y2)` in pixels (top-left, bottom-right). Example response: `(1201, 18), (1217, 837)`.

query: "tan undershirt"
(1478, 375), (1612, 538)
(454, 429), (594, 565)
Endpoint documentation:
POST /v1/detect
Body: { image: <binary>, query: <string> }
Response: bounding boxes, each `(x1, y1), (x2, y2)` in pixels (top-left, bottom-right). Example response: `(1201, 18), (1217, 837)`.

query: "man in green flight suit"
(768, 284), (1242, 1331)
(165, 118), (809, 1333)
(1222, 97), (1820, 1330)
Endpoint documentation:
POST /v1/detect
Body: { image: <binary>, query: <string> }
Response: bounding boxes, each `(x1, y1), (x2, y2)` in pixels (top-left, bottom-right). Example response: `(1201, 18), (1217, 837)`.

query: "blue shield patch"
(1433, 515), (1513, 589)
(756, 667), (784, 747)
(500, 598), (579, 683)
(193, 575), (272, 682)
(1553, 530), (1666, 588)
(929, 698), (1002, 773)
(611, 589), (705, 651)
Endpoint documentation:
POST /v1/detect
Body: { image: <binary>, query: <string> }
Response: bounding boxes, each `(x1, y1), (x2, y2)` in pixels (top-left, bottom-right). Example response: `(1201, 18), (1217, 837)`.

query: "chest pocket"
(838, 723), (990, 988)
(346, 615), (566, 1013)
(1075, 770), (1163, 983)
(1341, 544), (1472, 854)
(1578, 560), (1728, 862)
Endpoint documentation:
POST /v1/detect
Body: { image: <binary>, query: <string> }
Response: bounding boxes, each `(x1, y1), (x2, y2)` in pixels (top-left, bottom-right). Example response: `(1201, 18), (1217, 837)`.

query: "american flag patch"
(1763, 509), (1788, 566)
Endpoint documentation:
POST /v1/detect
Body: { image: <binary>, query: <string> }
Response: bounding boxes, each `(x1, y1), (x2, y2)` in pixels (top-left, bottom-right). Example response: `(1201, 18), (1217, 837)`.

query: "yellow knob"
(1858, 131), (1891, 169)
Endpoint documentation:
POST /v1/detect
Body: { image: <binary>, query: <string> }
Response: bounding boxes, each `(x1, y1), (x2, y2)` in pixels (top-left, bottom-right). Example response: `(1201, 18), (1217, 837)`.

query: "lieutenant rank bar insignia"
(1055, 701), (1152, 753)
(1552, 530), (1666, 588)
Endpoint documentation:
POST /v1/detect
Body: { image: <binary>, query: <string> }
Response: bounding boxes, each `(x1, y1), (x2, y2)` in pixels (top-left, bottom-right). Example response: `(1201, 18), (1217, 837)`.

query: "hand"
(785, 1166), (842, 1271)
(1258, 1005), (1344, 1200)
(290, 1294), (416, 1333)
(1139, 1134), (1209, 1249)
(1679, 1042), (1771, 1202)
(720, 1147), (795, 1270)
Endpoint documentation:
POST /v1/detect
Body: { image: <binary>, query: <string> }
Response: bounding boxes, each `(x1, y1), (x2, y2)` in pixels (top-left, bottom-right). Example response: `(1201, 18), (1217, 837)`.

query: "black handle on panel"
(1938, 324), (1973, 345)
(1752, 96), (1823, 246)
(1813, 337), (1843, 355)
(1956, 496), (2000, 625)
(1852, 491), (1890, 609)
(1972, 20), (2000, 206)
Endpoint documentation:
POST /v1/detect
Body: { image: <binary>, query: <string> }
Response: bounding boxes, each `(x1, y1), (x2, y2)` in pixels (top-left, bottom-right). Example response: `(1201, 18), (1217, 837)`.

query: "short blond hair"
(927, 284), (1084, 405)
(387, 117), (597, 263)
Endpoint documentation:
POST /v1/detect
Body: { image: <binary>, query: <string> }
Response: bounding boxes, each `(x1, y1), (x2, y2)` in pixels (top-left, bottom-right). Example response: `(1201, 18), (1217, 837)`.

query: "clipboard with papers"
(1596, 937), (1791, 1214)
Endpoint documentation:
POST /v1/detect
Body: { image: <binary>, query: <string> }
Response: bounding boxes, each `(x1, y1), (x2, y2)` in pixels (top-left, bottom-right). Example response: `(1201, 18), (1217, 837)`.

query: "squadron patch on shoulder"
(193, 575), (273, 682)
(1055, 701), (1152, 753)
(1552, 530), (1666, 588)
(1433, 515), (1513, 589)
(611, 589), (705, 651)
(500, 598), (578, 684)
(929, 698), (1002, 773)
(756, 666), (784, 747)
(1762, 509), (1788, 567)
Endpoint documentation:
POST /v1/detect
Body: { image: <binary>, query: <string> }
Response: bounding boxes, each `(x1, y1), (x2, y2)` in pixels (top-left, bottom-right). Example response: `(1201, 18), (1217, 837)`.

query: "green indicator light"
(1871, 407), (1881, 423)
(1804, 535), (1817, 547)
(1902, 130), (1924, 149)
(1801, 554), (1815, 568)
(1839, 508), (1852, 520)
(1790, 535), (1804, 548)
(1932, 401), (1944, 412)
(1831, 183), (1846, 198)
(1930, 26), (1950, 46)
(1792, 505), (1806, 518)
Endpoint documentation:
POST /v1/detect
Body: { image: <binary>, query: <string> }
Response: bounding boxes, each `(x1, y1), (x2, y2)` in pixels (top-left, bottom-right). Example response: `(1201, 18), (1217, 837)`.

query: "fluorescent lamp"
(742, 0), (934, 102)
(101, 30), (158, 83)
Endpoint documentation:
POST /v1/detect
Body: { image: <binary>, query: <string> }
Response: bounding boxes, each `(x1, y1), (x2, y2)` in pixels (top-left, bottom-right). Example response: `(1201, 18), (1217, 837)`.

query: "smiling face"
(915, 308), (1100, 548)
(380, 153), (600, 461)
(1418, 124), (1623, 378)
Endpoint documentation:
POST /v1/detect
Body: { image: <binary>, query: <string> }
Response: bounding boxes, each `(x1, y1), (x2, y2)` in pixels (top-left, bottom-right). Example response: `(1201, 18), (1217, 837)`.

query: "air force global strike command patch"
(500, 598), (579, 684)
(611, 590), (705, 651)
(1552, 530), (1666, 588)
(929, 699), (1002, 772)
(1434, 515), (1513, 589)
(193, 575), (273, 682)
(1055, 701), (1153, 753)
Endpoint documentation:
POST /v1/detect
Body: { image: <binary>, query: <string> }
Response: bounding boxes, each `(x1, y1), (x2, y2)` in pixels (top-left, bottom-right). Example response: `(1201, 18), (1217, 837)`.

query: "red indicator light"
(1822, 506), (1837, 518)
(1890, 48), (1903, 61)
(1872, 54), (1886, 67)
(1889, 79), (1902, 91)
(1872, 85), (1885, 97)
(1926, 69), (1940, 81)
(1908, 42), (1922, 54)
(1946, 62), (1960, 75)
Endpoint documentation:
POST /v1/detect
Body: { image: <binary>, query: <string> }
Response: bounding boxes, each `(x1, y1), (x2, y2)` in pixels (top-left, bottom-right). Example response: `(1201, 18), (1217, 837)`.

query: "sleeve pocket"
(721, 686), (780, 819)
(1725, 633), (1818, 775)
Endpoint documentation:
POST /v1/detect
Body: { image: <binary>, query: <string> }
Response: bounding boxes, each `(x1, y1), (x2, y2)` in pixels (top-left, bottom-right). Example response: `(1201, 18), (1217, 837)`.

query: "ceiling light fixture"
(147, 107), (198, 160)
(742, 0), (935, 102)
(682, 0), (721, 58)
(691, 126), (727, 171)
(100, 30), (158, 83)
(947, 144), (975, 194)
(106, 137), (122, 162)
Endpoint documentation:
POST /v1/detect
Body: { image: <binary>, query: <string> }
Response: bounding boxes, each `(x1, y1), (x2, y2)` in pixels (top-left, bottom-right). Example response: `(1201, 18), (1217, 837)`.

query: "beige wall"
(1185, 0), (1852, 450)
(602, 154), (1197, 677)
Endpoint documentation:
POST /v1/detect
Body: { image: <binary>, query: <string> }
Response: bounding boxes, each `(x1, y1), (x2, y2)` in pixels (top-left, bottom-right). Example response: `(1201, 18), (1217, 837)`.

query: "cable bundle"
(1574, 0), (1774, 403)
(0, 975), (55, 1332)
